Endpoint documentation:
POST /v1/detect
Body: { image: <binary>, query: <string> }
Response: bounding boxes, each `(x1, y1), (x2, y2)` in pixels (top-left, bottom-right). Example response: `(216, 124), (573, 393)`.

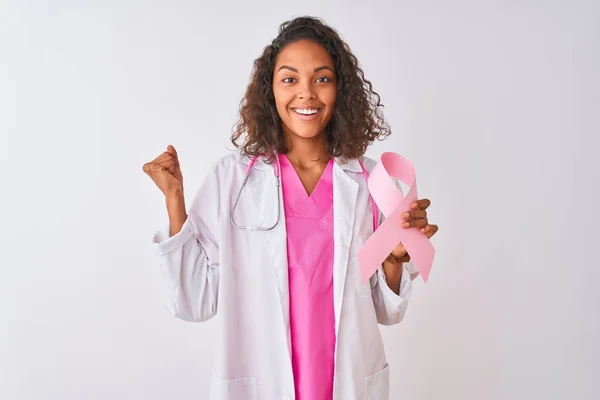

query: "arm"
(382, 252), (407, 295)
(166, 188), (187, 237)
(152, 165), (221, 323)
(371, 259), (416, 326)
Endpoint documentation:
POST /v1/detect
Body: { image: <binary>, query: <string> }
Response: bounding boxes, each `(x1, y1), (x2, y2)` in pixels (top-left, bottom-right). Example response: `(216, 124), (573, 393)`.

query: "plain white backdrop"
(1, 0), (598, 399)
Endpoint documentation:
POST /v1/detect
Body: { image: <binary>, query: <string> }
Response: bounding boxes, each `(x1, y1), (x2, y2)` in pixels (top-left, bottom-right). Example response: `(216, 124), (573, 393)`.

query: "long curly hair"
(230, 16), (391, 163)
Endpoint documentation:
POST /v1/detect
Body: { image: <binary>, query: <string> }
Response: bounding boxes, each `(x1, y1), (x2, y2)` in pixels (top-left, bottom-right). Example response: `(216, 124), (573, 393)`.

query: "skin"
(142, 145), (186, 237)
(143, 40), (439, 294)
(272, 39), (337, 195)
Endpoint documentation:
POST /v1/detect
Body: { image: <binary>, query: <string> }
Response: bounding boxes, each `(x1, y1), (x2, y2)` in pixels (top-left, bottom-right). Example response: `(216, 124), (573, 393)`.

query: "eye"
(282, 77), (296, 83)
(316, 76), (331, 83)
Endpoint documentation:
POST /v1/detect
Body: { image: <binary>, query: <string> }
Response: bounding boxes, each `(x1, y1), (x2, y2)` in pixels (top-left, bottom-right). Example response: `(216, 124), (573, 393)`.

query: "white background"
(1, 0), (598, 399)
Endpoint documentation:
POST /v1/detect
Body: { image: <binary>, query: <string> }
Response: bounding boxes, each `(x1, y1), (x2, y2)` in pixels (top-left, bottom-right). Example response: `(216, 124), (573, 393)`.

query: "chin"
(296, 127), (323, 137)
(291, 129), (325, 139)
(285, 121), (327, 138)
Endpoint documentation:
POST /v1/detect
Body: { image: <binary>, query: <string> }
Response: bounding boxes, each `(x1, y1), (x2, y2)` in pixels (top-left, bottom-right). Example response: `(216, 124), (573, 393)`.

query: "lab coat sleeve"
(152, 164), (220, 323)
(371, 263), (416, 325)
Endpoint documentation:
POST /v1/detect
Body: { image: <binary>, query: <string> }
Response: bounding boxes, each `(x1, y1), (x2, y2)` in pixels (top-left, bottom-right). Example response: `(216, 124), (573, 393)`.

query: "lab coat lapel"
(246, 164), (292, 355)
(332, 161), (359, 337)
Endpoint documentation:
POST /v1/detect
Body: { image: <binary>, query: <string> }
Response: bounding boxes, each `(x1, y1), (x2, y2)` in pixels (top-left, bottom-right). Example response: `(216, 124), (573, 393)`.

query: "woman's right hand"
(142, 145), (184, 197)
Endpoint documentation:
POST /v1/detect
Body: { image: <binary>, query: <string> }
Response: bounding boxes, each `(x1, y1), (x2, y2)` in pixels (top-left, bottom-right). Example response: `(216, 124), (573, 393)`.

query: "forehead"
(274, 39), (334, 69)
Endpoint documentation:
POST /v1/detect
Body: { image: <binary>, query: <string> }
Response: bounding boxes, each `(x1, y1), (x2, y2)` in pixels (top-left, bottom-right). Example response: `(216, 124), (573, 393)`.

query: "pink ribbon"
(358, 152), (435, 283)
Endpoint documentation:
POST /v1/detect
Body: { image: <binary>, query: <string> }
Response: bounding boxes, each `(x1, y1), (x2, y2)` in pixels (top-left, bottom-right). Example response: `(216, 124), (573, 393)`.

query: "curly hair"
(230, 16), (391, 163)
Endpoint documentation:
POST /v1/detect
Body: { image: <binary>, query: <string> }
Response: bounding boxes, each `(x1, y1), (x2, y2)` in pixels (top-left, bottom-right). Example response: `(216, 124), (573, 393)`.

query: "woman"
(143, 15), (438, 400)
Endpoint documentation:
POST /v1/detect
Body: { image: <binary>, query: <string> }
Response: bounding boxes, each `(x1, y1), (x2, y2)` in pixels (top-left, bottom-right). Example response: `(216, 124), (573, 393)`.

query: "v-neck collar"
(279, 154), (334, 199)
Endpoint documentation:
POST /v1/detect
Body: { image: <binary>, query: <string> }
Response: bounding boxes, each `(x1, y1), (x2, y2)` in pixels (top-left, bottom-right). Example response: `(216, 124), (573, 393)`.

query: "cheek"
(274, 97), (285, 115)
(322, 86), (337, 108)
(322, 87), (337, 117)
(273, 87), (293, 114)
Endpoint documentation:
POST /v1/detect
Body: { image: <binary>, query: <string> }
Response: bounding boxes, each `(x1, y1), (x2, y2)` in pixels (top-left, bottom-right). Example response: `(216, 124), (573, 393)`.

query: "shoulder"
(207, 150), (250, 176)
(191, 151), (247, 191)
(205, 150), (275, 186)
(210, 150), (244, 168)
(358, 154), (378, 173)
(332, 154), (379, 175)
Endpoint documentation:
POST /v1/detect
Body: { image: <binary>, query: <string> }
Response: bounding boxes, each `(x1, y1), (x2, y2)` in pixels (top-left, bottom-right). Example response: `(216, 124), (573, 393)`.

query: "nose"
(296, 80), (316, 100)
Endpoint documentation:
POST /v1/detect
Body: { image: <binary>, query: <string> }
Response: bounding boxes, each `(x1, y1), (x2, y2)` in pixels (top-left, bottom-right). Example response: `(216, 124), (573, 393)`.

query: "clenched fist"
(142, 145), (184, 197)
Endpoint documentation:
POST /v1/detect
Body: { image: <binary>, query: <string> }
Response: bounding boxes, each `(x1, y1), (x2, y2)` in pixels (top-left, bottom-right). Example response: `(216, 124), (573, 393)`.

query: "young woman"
(143, 16), (438, 400)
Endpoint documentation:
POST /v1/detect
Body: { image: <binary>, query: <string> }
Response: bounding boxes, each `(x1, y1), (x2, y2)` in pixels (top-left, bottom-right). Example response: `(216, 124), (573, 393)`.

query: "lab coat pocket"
(352, 235), (376, 298)
(209, 369), (258, 400)
(365, 363), (390, 400)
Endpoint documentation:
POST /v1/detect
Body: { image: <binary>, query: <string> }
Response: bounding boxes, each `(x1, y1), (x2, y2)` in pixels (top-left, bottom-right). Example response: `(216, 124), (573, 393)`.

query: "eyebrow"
(277, 65), (334, 73)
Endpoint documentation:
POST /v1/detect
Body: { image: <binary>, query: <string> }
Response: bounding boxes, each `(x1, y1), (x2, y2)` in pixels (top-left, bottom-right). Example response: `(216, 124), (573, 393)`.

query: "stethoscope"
(230, 154), (379, 234)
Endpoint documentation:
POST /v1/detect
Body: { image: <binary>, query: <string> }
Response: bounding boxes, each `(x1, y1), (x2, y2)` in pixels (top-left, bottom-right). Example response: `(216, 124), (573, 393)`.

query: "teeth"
(294, 109), (318, 115)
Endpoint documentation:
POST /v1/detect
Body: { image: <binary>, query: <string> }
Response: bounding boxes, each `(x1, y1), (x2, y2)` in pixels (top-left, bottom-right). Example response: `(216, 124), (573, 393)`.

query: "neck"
(283, 133), (330, 169)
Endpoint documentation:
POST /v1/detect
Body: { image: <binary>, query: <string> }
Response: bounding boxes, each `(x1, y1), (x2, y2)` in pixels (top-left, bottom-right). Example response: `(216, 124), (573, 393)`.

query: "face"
(272, 39), (337, 142)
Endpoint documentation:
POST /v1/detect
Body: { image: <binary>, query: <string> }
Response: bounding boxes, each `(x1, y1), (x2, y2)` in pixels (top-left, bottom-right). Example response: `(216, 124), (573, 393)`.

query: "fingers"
(142, 161), (169, 174)
(404, 198), (433, 229)
(402, 198), (438, 238)
(410, 198), (431, 210)
(402, 209), (428, 228)
(142, 146), (179, 175)
(165, 145), (181, 171)
(402, 210), (427, 221)
(421, 224), (439, 238)
(402, 218), (428, 228)
(166, 144), (178, 158)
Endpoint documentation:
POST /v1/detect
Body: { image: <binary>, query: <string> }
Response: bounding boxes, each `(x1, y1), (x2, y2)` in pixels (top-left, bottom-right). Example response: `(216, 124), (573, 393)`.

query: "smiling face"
(272, 39), (337, 143)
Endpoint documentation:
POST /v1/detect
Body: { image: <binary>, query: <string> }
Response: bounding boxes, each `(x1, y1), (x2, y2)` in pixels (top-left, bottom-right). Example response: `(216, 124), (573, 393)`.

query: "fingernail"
(402, 222), (410, 228)
(421, 228), (425, 233)
(402, 212), (409, 219)
(411, 203), (417, 209)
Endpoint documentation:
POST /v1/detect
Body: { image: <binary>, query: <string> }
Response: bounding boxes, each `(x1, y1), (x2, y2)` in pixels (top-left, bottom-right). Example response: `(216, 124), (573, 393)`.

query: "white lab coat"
(152, 151), (419, 400)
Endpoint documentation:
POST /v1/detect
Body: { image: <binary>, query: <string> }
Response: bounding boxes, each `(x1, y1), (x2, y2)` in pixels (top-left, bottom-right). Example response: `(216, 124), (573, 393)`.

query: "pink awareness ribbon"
(358, 152), (435, 283)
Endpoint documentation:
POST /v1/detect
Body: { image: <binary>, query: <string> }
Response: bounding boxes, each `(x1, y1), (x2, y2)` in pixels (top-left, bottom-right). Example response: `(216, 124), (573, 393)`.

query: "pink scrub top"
(279, 154), (336, 400)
